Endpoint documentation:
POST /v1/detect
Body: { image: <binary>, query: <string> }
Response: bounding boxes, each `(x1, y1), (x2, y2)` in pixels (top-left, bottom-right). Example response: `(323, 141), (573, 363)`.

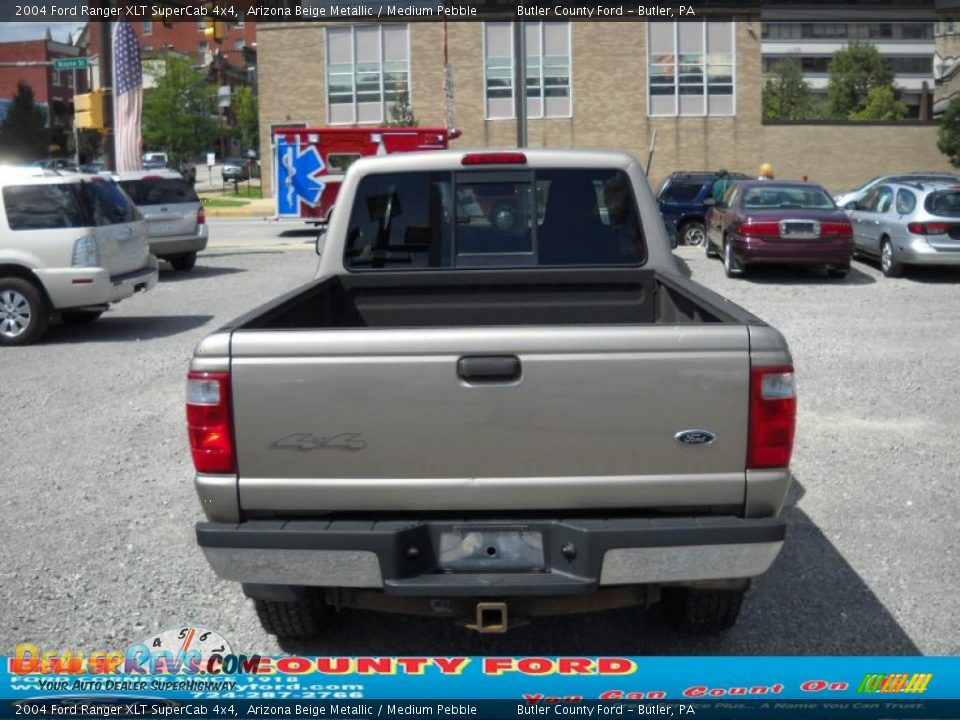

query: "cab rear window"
(3, 183), (87, 230)
(120, 177), (199, 206)
(344, 168), (646, 270)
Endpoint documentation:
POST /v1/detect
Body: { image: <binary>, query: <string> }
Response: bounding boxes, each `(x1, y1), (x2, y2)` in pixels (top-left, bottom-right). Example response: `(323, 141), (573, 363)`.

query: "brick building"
(0, 31), (88, 134)
(257, 20), (951, 195)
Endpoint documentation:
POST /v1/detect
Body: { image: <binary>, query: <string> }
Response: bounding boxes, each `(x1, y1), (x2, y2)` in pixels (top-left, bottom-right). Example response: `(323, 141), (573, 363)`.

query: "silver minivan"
(0, 167), (158, 345)
(848, 180), (960, 277)
(116, 170), (207, 271)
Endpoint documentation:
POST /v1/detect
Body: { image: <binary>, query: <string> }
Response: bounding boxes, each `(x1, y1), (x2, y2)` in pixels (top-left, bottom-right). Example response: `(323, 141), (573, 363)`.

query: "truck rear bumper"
(196, 516), (785, 596)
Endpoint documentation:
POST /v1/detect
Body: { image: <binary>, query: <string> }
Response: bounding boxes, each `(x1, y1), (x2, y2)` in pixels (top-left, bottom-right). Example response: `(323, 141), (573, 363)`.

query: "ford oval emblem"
(675, 430), (716, 446)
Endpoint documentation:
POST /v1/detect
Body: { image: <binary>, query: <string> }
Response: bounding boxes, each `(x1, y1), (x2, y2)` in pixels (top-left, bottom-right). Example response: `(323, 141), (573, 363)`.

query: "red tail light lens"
(747, 365), (797, 470)
(821, 221), (853, 237)
(908, 222), (949, 235)
(739, 222), (780, 237)
(186, 371), (235, 474)
(461, 152), (527, 166)
(197, 207), (206, 225)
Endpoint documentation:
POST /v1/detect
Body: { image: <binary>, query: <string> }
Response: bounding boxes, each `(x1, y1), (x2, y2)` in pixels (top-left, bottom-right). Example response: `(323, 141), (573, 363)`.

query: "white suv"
(0, 166), (158, 345)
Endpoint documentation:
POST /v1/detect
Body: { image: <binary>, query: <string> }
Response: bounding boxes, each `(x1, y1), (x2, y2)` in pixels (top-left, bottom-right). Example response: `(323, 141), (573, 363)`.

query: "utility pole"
(98, 10), (115, 171)
(512, 21), (527, 148)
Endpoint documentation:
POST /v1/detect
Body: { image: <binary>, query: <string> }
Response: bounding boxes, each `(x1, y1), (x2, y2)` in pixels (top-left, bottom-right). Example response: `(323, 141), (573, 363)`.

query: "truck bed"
(229, 268), (760, 331)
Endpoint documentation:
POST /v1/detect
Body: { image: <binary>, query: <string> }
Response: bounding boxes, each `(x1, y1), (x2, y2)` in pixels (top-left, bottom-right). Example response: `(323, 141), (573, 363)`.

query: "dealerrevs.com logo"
(857, 673), (932, 695)
(10, 626), (263, 677)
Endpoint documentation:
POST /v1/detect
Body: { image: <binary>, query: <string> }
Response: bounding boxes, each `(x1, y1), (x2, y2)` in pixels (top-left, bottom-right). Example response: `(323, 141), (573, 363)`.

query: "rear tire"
(679, 221), (706, 247)
(170, 253), (197, 272)
(253, 597), (329, 640)
(61, 310), (104, 324)
(0, 276), (49, 346)
(661, 585), (746, 634)
(880, 239), (904, 278)
(723, 240), (745, 278)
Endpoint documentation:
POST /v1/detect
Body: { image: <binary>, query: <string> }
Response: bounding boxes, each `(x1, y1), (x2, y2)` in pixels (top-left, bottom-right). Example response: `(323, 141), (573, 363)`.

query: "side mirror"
(703, 197), (717, 207)
(845, 201), (858, 211)
(315, 230), (326, 256)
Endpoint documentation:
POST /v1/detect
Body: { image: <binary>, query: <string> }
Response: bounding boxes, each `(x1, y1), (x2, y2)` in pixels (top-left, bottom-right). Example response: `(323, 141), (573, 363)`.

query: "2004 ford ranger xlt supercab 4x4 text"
(187, 150), (796, 640)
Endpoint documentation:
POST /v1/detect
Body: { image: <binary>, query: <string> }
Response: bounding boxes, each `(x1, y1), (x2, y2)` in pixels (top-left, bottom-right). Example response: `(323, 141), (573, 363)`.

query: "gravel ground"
(2, 223), (958, 656)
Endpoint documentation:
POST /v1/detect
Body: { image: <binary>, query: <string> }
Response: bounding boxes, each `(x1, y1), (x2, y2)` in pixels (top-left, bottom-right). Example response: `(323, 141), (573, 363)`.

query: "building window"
(648, 22), (734, 117)
(234, 40), (245, 51)
(483, 22), (571, 120)
(326, 24), (410, 125)
(236, 12), (245, 27)
(142, 20), (152, 36)
(52, 69), (60, 87)
(198, 41), (209, 60)
(66, 71), (74, 89)
(197, 20), (205, 31)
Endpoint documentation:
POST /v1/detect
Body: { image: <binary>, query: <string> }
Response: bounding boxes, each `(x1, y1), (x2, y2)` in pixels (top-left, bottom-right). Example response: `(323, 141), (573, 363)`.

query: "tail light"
(186, 371), (235, 473)
(197, 206), (206, 225)
(747, 365), (797, 469)
(820, 221), (853, 237)
(907, 222), (949, 235)
(738, 222), (780, 237)
(461, 152), (527, 165)
(71, 235), (100, 267)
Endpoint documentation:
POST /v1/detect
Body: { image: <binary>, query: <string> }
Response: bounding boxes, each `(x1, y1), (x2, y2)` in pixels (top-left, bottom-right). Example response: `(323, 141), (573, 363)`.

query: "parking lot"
(2, 216), (958, 656)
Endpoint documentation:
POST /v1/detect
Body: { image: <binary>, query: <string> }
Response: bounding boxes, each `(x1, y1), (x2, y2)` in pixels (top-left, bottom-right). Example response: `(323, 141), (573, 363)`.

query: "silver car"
(116, 170), (208, 271)
(834, 172), (958, 210)
(848, 180), (960, 277)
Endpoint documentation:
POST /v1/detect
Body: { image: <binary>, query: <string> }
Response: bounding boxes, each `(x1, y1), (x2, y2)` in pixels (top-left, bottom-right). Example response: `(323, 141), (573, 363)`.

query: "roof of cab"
(111, 168), (183, 181)
(0, 165), (94, 186)
(347, 148), (640, 176)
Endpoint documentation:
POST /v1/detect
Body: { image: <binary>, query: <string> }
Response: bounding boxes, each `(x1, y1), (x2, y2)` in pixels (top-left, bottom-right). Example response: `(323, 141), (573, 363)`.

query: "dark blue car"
(658, 170), (749, 247)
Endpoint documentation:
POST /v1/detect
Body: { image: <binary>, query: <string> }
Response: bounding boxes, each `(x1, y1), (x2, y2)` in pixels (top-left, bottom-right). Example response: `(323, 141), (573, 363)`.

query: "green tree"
(232, 85), (258, 151)
(762, 57), (816, 121)
(142, 53), (218, 163)
(937, 96), (960, 168)
(849, 86), (908, 121)
(0, 81), (49, 162)
(385, 89), (418, 127)
(825, 42), (896, 120)
(67, 129), (102, 164)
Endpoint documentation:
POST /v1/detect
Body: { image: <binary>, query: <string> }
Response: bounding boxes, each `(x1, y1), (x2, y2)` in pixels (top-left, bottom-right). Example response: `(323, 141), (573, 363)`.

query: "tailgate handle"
(457, 356), (521, 383)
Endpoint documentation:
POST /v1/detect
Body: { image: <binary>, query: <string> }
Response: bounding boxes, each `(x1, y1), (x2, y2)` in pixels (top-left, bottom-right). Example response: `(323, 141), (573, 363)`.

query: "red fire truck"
(272, 126), (461, 224)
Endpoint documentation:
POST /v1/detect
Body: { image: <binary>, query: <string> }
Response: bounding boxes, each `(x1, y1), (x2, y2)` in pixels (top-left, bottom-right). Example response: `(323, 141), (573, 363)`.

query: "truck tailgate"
(230, 325), (750, 512)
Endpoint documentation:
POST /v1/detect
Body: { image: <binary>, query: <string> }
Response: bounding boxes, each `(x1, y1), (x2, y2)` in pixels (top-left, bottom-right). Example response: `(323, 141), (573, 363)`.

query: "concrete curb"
(201, 198), (275, 217)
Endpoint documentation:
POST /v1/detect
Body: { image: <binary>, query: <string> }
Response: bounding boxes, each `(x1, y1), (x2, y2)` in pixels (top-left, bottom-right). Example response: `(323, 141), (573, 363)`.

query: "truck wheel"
(61, 310), (104, 324)
(0, 277), (49, 346)
(680, 222), (706, 247)
(661, 586), (746, 634)
(880, 239), (904, 278)
(253, 597), (329, 640)
(170, 253), (197, 272)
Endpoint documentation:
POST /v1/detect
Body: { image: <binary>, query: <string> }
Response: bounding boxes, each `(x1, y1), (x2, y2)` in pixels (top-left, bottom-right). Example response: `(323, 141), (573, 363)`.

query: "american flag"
(113, 21), (142, 172)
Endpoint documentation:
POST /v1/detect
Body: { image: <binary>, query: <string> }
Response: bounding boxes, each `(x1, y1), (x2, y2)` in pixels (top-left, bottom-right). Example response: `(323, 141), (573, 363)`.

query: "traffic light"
(202, 19), (224, 42)
(74, 90), (105, 131)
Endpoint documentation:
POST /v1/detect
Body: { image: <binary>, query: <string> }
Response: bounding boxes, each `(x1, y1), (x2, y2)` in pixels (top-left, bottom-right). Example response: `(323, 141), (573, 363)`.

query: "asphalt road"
(2, 217), (958, 656)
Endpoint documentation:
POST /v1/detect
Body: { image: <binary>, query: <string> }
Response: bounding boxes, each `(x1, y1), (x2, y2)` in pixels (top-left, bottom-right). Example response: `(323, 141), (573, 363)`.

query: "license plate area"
(779, 220), (820, 239)
(438, 527), (544, 572)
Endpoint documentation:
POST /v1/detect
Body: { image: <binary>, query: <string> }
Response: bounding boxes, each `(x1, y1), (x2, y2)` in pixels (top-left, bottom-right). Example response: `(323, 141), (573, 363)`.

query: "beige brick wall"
(257, 21), (950, 200)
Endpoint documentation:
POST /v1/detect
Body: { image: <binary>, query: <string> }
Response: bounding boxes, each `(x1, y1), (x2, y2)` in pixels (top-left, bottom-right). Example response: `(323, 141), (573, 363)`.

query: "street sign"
(53, 57), (89, 71)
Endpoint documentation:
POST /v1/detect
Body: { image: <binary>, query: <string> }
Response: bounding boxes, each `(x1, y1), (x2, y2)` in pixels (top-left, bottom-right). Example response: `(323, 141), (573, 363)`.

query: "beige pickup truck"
(187, 150), (796, 640)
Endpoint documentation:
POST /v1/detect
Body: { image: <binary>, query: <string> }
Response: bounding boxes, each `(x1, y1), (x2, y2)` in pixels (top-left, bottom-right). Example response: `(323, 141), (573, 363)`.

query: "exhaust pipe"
(466, 602), (508, 633)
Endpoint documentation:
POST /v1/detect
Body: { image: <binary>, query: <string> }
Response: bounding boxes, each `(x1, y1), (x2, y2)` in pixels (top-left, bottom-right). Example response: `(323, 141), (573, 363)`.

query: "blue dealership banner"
(2, 653), (958, 718)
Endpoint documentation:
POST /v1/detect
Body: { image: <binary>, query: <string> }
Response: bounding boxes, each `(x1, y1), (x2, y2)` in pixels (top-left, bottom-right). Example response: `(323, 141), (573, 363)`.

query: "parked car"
(658, 170), (749, 247)
(31, 158), (80, 173)
(848, 180), (960, 277)
(221, 156), (250, 181)
(0, 166), (158, 345)
(190, 149), (795, 639)
(115, 169), (207, 272)
(142, 152), (197, 185)
(833, 172), (959, 210)
(705, 180), (854, 279)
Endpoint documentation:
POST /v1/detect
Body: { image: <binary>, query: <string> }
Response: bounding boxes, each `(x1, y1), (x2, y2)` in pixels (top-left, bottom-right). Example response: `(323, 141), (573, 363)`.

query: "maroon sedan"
(704, 181), (854, 279)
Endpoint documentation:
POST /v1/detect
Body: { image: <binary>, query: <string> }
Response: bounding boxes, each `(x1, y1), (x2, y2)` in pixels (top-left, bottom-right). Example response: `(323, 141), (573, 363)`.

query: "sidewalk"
(201, 196), (274, 218)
